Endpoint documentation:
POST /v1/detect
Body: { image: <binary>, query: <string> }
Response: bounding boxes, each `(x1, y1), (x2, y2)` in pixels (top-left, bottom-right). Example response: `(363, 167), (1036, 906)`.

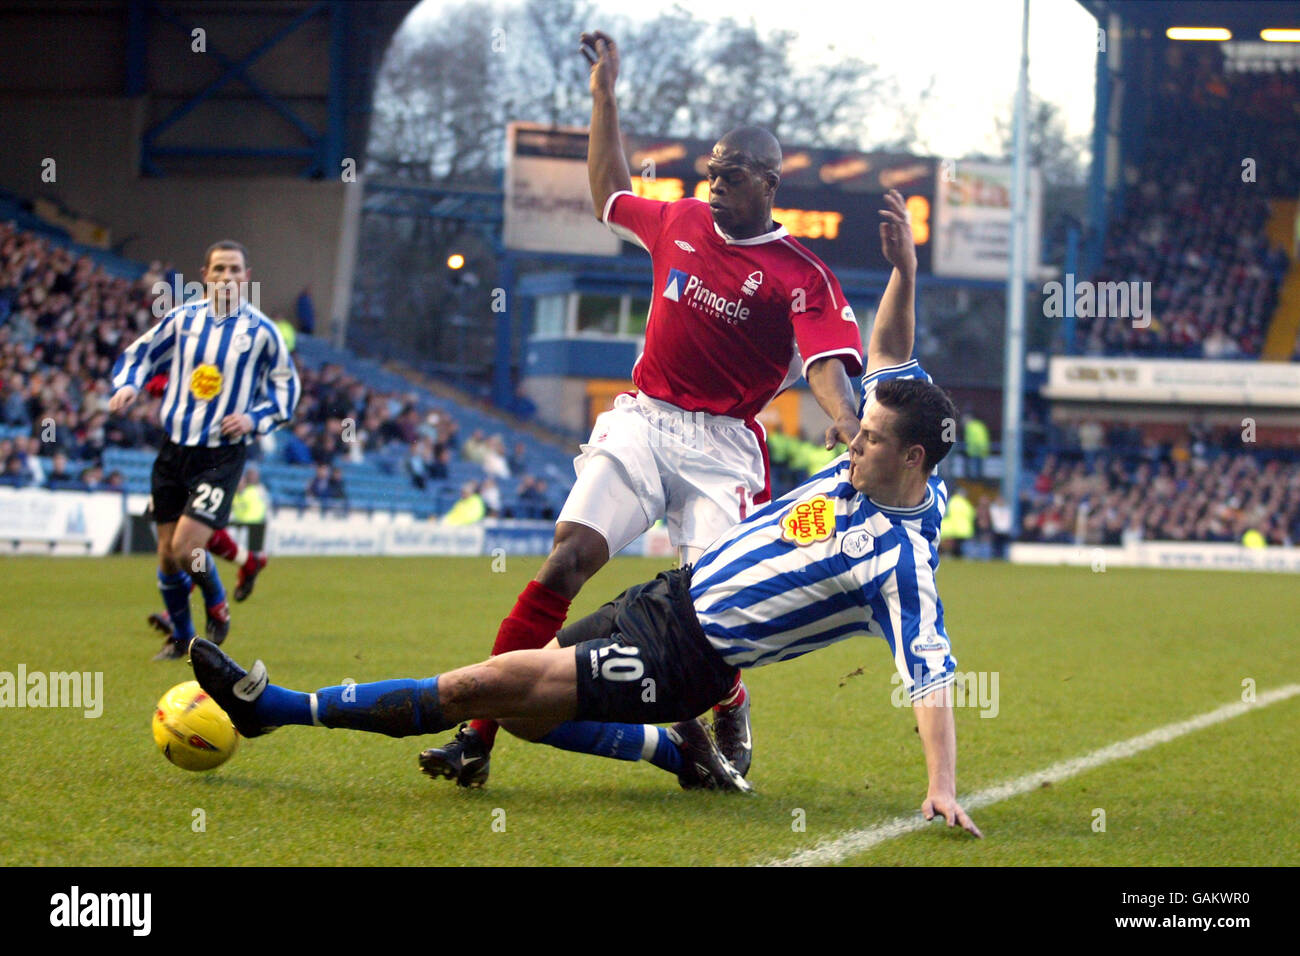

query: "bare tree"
(511, 0), (598, 128)
(613, 8), (708, 138)
(995, 94), (1089, 188)
(368, 1), (508, 186)
(368, 0), (922, 184)
(358, 0), (934, 378)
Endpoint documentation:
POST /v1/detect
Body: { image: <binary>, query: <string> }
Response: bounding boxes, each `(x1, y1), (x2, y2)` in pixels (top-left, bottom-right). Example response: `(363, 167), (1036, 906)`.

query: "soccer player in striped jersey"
(188, 194), (982, 834)
(141, 371), (269, 644)
(109, 240), (299, 660)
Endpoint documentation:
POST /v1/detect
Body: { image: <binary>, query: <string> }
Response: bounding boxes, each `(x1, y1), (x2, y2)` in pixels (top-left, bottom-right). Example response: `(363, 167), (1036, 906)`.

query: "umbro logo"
(675, 240), (696, 253)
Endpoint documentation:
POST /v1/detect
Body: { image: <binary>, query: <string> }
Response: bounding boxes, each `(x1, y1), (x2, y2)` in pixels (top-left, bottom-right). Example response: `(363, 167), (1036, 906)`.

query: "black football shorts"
(556, 568), (740, 724)
(150, 439), (247, 529)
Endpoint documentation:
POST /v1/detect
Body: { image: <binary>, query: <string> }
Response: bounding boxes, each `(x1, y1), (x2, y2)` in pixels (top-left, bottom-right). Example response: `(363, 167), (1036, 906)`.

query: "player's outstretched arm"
(867, 188), (917, 374)
(806, 357), (861, 450)
(913, 686), (983, 838)
(582, 31), (632, 219)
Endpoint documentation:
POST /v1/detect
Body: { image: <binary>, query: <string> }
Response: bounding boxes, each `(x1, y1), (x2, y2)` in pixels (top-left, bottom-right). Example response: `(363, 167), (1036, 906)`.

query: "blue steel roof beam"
(125, 0), (148, 97)
(142, 0), (328, 172)
(149, 146), (316, 158)
(319, 0), (348, 178)
(145, 0), (326, 141)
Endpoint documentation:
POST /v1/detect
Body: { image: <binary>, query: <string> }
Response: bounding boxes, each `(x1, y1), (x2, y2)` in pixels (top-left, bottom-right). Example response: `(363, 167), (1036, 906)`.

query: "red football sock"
(714, 674), (746, 712)
(470, 581), (571, 749)
(207, 528), (239, 562)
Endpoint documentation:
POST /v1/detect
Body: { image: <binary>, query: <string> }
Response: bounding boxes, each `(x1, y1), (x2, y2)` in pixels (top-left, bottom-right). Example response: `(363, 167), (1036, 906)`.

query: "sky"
(405, 0), (1099, 160)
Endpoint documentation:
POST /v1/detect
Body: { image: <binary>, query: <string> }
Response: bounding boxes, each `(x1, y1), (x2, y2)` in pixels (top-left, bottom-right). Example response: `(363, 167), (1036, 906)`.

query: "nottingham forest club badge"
(781, 494), (835, 546)
(189, 364), (223, 401)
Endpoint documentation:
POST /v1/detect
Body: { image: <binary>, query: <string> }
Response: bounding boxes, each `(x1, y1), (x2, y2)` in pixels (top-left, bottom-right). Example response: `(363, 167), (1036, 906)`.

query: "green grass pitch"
(1, 555), (1297, 866)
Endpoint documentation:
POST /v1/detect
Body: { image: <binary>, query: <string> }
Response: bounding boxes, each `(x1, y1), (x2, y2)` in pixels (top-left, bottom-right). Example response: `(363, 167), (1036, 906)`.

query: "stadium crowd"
(1018, 423), (1300, 546)
(0, 220), (557, 520)
(1076, 48), (1297, 358)
(0, 220), (167, 479)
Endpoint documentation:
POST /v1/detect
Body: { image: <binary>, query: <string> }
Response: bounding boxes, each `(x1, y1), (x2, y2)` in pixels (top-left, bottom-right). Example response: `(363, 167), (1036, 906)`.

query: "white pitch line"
(768, 683), (1300, 867)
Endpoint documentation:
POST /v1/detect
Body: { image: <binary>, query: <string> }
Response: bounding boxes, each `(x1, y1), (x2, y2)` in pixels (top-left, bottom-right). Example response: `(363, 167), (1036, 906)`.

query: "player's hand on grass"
(922, 791), (983, 838)
(108, 386), (137, 414)
(825, 415), (859, 451)
(220, 413), (254, 438)
(879, 188), (917, 279)
(580, 31), (619, 97)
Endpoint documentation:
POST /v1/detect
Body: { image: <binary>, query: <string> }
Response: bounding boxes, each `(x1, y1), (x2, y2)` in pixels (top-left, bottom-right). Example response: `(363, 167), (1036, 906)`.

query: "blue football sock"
(157, 569), (195, 643)
(648, 725), (684, 774)
(539, 722), (683, 774)
(299, 677), (449, 737)
(253, 684), (315, 726)
(189, 555), (226, 608)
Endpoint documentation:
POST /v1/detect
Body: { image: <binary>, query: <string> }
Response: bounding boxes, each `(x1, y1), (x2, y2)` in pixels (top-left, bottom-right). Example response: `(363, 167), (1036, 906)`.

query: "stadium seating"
(0, 211), (574, 521)
(1017, 423), (1300, 546)
(1074, 51), (1298, 359)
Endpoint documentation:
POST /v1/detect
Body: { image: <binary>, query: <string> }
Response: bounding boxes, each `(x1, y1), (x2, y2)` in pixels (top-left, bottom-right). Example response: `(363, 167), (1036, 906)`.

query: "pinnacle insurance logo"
(661, 268), (751, 324)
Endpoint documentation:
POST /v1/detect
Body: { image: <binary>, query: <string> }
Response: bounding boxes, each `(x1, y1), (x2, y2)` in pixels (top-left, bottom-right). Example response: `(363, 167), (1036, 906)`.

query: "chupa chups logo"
(189, 364), (223, 400)
(781, 494), (835, 545)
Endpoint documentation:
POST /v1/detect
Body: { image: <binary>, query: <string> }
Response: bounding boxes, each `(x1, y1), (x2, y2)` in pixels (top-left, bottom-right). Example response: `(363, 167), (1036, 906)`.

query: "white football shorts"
(557, 392), (767, 562)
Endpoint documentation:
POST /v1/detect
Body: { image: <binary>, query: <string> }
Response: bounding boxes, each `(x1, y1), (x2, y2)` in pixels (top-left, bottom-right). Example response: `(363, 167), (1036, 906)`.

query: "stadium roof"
(1076, 1), (1300, 32)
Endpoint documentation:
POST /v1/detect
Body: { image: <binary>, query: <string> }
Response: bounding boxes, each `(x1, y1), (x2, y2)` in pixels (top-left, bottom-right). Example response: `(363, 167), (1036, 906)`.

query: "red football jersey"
(604, 191), (863, 422)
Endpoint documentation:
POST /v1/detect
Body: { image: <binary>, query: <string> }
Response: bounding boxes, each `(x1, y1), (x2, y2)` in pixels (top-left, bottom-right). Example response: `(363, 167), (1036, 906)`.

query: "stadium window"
(625, 297), (651, 337)
(576, 294), (621, 335)
(533, 294), (568, 337)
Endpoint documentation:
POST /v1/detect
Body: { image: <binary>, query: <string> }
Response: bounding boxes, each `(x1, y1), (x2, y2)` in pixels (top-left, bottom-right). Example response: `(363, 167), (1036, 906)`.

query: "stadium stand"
(1019, 37), (1300, 553)
(0, 208), (574, 522)
(1018, 422), (1300, 547)
(1075, 47), (1298, 358)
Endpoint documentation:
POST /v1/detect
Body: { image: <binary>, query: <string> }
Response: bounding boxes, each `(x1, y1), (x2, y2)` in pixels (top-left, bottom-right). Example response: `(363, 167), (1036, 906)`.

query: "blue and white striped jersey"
(690, 360), (955, 703)
(111, 300), (300, 448)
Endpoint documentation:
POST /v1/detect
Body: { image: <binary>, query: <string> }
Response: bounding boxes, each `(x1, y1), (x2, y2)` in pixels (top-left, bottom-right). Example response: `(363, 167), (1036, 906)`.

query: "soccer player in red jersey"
(419, 30), (864, 788)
